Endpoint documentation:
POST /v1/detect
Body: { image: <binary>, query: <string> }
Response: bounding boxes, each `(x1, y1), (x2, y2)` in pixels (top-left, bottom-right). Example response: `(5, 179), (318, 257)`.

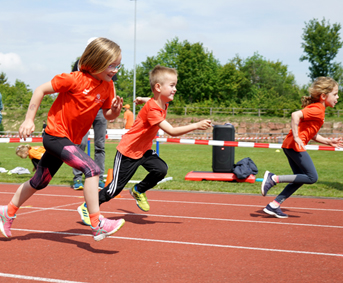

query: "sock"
(269, 201), (280, 209)
(7, 202), (19, 218)
(272, 175), (279, 183)
(89, 211), (101, 228)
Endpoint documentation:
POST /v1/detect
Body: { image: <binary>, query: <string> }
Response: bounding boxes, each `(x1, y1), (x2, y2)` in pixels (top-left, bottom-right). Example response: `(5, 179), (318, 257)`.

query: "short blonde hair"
(16, 144), (31, 158)
(149, 65), (178, 91)
(302, 77), (338, 108)
(79, 37), (121, 74)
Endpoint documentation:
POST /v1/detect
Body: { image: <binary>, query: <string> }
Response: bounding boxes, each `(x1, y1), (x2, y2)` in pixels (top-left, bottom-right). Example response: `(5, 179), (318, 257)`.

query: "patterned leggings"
(30, 133), (100, 190)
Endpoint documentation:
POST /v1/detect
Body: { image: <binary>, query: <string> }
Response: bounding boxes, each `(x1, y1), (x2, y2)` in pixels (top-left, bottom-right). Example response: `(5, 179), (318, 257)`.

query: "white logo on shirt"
(83, 89), (90, 95)
(95, 94), (105, 103)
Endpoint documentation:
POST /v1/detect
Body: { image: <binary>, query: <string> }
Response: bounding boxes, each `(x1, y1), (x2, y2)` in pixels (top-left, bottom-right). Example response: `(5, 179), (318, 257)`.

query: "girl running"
(0, 37), (125, 241)
(261, 77), (342, 218)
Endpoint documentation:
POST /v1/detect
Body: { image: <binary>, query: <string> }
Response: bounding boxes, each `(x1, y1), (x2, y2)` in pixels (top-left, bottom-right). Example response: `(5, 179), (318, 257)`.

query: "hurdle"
(155, 137), (343, 152)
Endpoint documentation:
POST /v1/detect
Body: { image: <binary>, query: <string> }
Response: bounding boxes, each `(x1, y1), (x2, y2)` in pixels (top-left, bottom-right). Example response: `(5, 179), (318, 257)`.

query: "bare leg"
(11, 181), (37, 207)
(83, 176), (100, 215)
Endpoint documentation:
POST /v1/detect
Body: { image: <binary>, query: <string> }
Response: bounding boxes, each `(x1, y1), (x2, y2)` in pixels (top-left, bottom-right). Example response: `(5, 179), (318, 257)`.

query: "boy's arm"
(159, 119), (212, 136)
(134, 97), (150, 105)
(19, 81), (55, 140)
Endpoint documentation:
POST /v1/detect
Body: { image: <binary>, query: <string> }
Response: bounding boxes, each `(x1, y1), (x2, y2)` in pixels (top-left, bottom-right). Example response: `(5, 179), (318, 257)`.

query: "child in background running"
(0, 37), (125, 241)
(261, 77), (342, 218)
(77, 65), (212, 225)
(16, 144), (46, 172)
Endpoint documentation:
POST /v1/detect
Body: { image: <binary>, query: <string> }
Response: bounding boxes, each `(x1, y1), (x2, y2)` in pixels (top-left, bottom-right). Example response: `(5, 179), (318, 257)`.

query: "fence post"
(258, 109), (261, 117)
(184, 107), (187, 116)
(210, 107), (212, 115)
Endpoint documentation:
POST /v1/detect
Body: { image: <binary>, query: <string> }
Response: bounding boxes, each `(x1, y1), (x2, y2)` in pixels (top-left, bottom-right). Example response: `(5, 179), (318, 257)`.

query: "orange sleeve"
(28, 146), (46, 160)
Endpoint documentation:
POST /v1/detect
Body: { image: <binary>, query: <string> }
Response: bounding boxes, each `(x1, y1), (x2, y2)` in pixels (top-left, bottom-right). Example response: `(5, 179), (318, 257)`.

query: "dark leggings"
(275, 148), (318, 204)
(30, 133), (100, 190)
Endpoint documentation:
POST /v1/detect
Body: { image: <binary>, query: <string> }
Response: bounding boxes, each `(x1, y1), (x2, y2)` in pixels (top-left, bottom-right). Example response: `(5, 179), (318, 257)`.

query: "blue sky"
(1, 0), (343, 92)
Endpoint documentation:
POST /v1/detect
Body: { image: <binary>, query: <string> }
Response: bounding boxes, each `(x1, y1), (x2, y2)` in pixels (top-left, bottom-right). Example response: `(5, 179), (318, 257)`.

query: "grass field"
(1, 141), (343, 199)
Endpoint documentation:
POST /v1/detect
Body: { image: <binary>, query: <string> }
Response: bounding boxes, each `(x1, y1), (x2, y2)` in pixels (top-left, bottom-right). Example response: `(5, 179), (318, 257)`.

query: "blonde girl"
(261, 77), (342, 218)
(0, 38), (125, 241)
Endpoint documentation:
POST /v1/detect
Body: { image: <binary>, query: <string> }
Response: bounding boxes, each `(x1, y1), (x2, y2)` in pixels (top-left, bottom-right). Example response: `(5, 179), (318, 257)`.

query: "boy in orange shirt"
(261, 77), (342, 218)
(77, 65), (211, 224)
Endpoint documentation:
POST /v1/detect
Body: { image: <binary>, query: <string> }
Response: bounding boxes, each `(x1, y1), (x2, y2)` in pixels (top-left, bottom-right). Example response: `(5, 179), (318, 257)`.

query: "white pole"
(132, 0), (137, 119)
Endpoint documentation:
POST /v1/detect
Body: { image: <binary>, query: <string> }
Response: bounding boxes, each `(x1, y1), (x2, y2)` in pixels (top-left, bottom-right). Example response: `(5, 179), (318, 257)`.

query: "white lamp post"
(131, 0), (137, 119)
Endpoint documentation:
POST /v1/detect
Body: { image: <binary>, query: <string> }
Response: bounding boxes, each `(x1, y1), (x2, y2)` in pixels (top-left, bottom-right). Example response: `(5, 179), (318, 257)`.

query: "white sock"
(269, 201), (279, 209)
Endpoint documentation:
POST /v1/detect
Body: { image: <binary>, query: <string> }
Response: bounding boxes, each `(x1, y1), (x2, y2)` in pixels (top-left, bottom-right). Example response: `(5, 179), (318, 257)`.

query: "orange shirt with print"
(124, 109), (134, 129)
(282, 103), (325, 152)
(29, 146), (45, 160)
(117, 98), (167, 159)
(46, 72), (114, 144)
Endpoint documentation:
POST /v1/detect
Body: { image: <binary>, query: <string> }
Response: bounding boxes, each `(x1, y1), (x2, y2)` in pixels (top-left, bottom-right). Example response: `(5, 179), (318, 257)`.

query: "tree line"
(1, 18), (342, 120)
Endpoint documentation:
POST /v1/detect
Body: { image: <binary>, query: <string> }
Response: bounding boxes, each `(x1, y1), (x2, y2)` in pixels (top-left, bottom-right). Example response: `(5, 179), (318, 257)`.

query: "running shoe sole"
(263, 207), (288, 218)
(261, 170), (270, 196)
(94, 219), (125, 241)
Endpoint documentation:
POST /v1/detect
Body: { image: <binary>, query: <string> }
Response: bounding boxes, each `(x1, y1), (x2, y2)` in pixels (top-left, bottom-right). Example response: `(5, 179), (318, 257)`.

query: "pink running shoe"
(0, 205), (16, 238)
(91, 217), (125, 241)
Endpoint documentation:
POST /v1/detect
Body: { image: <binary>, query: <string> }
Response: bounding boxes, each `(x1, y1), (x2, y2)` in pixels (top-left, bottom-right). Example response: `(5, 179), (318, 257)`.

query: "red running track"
(0, 183), (342, 282)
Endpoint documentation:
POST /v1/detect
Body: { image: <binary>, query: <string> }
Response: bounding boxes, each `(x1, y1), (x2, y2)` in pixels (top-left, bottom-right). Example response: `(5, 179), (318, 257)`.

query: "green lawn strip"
(1, 142), (342, 198)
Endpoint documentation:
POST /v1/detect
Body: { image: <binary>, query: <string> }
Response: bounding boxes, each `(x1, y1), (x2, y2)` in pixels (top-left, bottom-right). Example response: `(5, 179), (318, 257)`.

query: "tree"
(115, 66), (134, 103)
(0, 72), (9, 85)
(300, 18), (343, 81)
(135, 38), (221, 104)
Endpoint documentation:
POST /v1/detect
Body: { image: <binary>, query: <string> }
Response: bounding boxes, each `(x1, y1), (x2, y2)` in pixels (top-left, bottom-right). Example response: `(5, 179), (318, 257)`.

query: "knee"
(155, 164), (168, 179)
(84, 164), (101, 178)
(29, 168), (52, 190)
(308, 173), (318, 184)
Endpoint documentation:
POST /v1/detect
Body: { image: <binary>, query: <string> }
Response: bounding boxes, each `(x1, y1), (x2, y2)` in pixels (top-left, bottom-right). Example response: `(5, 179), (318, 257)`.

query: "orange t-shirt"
(124, 110), (134, 129)
(117, 98), (167, 159)
(29, 146), (46, 160)
(46, 72), (114, 144)
(282, 103), (325, 152)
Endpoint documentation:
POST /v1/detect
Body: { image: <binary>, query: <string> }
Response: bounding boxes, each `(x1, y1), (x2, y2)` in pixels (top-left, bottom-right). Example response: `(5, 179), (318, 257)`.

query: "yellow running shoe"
(129, 185), (150, 212)
(77, 202), (91, 226)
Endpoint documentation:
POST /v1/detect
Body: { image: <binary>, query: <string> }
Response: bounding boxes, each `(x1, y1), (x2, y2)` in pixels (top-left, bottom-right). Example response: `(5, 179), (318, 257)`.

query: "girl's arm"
(103, 95), (123, 120)
(312, 134), (343, 148)
(19, 81), (55, 140)
(158, 119), (212, 137)
(291, 110), (305, 150)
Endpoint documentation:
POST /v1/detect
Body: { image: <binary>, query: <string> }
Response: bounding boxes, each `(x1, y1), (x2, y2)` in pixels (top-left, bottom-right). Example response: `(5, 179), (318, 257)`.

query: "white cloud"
(0, 53), (24, 71)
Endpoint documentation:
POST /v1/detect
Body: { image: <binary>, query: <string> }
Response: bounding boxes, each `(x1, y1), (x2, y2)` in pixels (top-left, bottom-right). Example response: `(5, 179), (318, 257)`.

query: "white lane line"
(18, 203), (82, 216)
(16, 207), (343, 229)
(1, 191), (342, 212)
(108, 211), (343, 229)
(0, 272), (87, 283)
(11, 228), (343, 258)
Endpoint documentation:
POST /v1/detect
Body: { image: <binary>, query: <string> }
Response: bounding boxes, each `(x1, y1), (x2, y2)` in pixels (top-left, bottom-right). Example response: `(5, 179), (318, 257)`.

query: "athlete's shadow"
(113, 209), (182, 225)
(12, 229), (118, 254)
(250, 208), (301, 218)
